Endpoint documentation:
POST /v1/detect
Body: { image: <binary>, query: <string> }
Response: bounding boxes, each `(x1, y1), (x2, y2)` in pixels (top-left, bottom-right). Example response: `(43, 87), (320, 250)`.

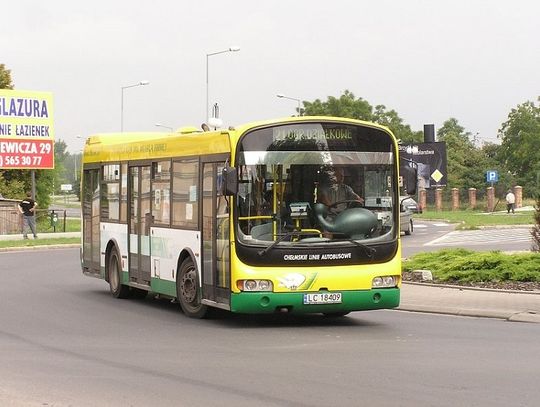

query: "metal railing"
(0, 207), (69, 235)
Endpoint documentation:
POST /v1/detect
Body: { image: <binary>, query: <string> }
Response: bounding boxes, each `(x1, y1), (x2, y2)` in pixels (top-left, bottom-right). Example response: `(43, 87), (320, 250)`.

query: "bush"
(403, 249), (540, 283)
(532, 196), (540, 252)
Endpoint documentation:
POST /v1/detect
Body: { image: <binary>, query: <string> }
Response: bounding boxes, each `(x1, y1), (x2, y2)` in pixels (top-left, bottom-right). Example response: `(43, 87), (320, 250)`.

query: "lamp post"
(121, 80), (150, 132)
(155, 123), (174, 131)
(277, 94), (302, 116)
(206, 46), (240, 121)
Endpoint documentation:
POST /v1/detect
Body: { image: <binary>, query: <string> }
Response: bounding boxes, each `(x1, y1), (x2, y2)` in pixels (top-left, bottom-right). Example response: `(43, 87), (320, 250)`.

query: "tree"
(302, 90), (421, 141)
(497, 98), (540, 197)
(372, 105), (423, 143)
(303, 90), (372, 120)
(532, 196), (540, 252)
(0, 64), (14, 89)
(437, 118), (490, 192)
(0, 64), (19, 198)
(53, 139), (69, 192)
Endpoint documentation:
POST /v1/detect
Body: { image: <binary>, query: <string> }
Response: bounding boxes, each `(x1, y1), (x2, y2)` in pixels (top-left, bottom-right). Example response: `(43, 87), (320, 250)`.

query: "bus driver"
(318, 167), (364, 218)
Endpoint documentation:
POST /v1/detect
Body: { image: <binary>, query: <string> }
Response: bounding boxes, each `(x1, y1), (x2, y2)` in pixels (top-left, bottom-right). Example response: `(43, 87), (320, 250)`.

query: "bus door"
(201, 158), (230, 307)
(82, 168), (100, 274)
(128, 165), (152, 285)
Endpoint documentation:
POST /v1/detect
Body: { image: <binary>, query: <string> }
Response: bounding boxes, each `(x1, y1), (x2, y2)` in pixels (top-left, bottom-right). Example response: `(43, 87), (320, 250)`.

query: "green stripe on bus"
(150, 278), (177, 297)
(230, 289), (400, 314)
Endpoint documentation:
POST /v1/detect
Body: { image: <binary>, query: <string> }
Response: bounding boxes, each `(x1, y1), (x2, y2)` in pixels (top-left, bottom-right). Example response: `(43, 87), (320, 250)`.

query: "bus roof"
(82, 116), (394, 164)
(82, 128), (231, 163)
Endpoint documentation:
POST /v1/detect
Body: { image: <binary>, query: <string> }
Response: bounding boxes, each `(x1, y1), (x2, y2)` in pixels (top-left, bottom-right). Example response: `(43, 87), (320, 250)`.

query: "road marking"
(426, 228), (532, 246)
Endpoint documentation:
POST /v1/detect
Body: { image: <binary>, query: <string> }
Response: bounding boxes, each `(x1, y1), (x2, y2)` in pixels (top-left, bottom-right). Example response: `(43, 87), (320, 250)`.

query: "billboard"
(399, 142), (447, 188)
(0, 89), (54, 169)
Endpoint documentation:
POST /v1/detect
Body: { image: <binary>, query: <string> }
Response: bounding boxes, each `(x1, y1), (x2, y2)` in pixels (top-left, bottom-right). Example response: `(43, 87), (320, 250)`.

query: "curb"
(0, 244), (80, 252)
(402, 281), (540, 295)
(0, 232), (81, 241)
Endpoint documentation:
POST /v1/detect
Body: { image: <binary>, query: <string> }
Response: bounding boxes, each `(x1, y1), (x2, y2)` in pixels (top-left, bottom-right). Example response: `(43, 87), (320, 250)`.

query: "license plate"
(303, 292), (342, 305)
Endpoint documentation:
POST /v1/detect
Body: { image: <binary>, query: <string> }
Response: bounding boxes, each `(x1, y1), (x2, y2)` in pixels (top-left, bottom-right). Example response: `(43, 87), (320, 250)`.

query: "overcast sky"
(3, 0), (539, 152)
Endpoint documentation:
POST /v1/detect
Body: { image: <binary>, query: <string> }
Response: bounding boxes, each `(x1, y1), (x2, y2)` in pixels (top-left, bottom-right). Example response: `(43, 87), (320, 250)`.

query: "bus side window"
(172, 159), (199, 229)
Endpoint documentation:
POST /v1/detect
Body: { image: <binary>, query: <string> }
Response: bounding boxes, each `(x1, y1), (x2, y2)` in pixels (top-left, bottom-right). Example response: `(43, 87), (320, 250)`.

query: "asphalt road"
(1, 248), (540, 406)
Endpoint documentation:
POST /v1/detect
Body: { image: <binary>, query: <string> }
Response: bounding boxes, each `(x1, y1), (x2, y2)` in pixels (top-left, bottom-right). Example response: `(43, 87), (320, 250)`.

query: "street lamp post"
(155, 123), (174, 131)
(277, 94), (302, 116)
(121, 80), (150, 132)
(206, 46), (240, 122)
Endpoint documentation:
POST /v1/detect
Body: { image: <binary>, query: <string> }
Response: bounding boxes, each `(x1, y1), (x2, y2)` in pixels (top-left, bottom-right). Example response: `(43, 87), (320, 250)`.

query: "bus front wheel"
(176, 258), (208, 318)
(108, 249), (130, 299)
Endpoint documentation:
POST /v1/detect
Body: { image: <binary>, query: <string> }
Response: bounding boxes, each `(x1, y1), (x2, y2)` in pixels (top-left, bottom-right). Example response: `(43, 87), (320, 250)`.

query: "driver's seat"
(251, 223), (274, 241)
(313, 203), (378, 240)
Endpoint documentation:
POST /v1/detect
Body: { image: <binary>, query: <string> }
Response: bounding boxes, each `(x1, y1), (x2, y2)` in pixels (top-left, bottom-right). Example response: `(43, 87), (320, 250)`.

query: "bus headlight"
(237, 279), (273, 292)
(372, 275), (399, 288)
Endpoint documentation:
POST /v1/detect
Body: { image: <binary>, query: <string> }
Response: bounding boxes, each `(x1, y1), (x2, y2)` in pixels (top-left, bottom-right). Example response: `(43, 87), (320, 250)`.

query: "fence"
(0, 202), (68, 235)
(419, 185), (525, 212)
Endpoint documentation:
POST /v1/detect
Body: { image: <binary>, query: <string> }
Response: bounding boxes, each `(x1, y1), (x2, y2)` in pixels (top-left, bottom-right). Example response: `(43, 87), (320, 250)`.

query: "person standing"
(505, 189), (515, 214)
(19, 192), (38, 239)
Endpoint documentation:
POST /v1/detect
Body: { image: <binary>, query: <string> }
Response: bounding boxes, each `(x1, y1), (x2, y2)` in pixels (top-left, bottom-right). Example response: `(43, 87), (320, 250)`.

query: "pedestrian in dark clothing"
(19, 192), (38, 239)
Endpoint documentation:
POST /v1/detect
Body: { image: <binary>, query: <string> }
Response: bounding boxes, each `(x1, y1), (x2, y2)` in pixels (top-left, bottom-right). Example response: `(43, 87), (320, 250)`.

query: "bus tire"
(108, 249), (130, 299)
(176, 258), (208, 319)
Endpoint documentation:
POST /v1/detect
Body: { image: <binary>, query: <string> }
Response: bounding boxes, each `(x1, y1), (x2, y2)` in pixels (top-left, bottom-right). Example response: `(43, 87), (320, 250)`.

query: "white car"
(400, 196), (421, 213)
(399, 196), (415, 236)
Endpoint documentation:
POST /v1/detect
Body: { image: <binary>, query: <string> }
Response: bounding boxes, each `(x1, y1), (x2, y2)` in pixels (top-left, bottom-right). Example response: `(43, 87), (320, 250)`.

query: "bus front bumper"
(230, 288), (400, 314)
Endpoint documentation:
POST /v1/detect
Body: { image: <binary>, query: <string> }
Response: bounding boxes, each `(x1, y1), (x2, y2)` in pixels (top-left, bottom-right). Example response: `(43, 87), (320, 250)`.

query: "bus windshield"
(235, 122), (397, 248)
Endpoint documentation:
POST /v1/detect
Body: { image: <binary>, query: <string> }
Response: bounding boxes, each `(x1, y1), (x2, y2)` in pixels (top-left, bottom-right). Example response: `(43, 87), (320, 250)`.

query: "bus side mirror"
(222, 166), (238, 196)
(402, 166), (417, 196)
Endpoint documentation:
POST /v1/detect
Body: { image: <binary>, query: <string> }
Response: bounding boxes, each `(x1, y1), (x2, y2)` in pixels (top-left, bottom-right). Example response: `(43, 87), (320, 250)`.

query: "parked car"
(399, 196), (416, 236)
(400, 208), (414, 235)
(400, 196), (421, 213)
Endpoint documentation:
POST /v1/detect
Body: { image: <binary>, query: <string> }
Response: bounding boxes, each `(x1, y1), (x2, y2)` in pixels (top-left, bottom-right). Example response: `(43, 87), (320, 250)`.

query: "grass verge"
(37, 218), (81, 233)
(403, 248), (540, 283)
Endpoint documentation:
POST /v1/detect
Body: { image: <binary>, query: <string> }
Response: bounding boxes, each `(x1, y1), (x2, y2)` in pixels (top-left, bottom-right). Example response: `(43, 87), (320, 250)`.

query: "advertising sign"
(0, 89), (54, 169)
(399, 142), (447, 188)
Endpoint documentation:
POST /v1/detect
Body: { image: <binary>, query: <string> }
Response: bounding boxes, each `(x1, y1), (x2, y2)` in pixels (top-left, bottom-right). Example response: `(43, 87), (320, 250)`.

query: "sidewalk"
(399, 282), (540, 323)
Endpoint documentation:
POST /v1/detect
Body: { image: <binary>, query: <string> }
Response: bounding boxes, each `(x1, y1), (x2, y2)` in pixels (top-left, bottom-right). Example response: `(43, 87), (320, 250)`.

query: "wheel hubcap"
(181, 267), (197, 303)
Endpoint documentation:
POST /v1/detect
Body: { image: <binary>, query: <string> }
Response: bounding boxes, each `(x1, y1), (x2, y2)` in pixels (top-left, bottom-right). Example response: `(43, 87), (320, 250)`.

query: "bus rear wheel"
(176, 258), (208, 318)
(108, 249), (130, 299)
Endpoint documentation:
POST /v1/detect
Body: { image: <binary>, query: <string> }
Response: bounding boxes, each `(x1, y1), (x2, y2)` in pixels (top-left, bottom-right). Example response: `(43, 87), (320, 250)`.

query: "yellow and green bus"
(81, 116), (416, 318)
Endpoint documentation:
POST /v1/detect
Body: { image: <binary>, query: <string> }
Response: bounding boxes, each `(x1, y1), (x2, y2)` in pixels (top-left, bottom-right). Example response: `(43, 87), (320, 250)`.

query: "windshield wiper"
(257, 230), (321, 257)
